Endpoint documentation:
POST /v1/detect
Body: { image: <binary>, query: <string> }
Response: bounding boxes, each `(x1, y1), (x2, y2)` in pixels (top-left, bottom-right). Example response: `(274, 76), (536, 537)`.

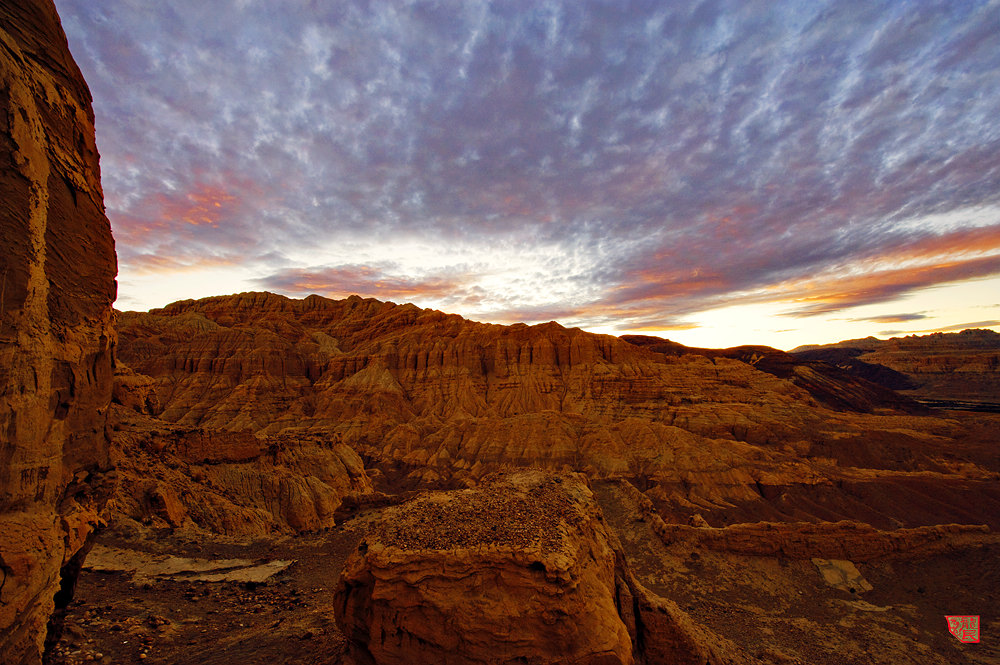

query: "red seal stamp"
(945, 615), (980, 643)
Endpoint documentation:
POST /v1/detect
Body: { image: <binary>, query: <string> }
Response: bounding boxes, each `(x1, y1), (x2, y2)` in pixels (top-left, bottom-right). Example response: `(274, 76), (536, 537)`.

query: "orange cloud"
(917, 320), (1000, 333)
(110, 172), (260, 249)
(864, 223), (1000, 265)
(259, 265), (469, 303)
(155, 183), (237, 227)
(778, 253), (1000, 317)
(510, 222), (1000, 333)
(123, 253), (239, 275)
(602, 222), (1000, 319)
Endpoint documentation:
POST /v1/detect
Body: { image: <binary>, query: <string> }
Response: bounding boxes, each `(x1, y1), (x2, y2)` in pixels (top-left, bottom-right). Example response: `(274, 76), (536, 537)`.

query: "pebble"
(377, 478), (579, 552)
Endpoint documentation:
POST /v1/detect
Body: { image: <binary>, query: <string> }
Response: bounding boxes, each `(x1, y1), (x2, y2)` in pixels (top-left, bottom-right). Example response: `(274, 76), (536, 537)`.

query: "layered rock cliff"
(108, 401), (373, 537)
(116, 293), (1000, 532)
(0, 1), (116, 662)
(793, 328), (1000, 408)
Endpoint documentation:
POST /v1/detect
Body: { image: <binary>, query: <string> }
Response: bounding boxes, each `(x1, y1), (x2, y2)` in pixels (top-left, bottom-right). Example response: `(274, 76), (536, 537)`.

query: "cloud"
(777, 254), (1000, 317)
(124, 253), (239, 276)
(256, 264), (470, 303)
(852, 313), (928, 324)
(54, 0), (1000, 337)
(550, 221), (1000, 330)
(922, 320), (1000, 333)
(879, 320), (1000, 337)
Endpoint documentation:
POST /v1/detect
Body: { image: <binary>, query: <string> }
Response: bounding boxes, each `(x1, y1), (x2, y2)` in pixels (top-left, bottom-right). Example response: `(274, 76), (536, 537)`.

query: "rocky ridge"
(116, 293), (1000, 532)
(0, 1), (117, 662)
(793, 328), (1000, 408)
(108, 401), (373, 537)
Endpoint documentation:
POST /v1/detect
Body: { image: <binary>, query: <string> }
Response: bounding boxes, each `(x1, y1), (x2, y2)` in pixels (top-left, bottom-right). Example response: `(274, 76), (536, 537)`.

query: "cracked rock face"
(0, 1), (117, 663)
(334, 471), (728, 665)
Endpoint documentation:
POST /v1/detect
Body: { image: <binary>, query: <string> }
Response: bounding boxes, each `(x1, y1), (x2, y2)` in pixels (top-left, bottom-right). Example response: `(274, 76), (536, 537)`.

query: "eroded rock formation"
(793, 328), (1000, 408)
(624, 480), (994, 560)
(334, 470), (735, 665)
(115, 293), (1000, 531)
(109, 402), (372, 537)
(0, 1), (116, 662)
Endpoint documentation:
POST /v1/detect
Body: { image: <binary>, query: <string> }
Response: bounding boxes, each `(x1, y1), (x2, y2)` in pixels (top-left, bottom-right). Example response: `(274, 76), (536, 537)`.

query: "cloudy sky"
(55, 0), (1000, 349)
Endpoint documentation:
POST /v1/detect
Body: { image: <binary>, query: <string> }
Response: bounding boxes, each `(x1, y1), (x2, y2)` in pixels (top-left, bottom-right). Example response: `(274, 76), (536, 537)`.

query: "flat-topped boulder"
(334, 470), (732, 665)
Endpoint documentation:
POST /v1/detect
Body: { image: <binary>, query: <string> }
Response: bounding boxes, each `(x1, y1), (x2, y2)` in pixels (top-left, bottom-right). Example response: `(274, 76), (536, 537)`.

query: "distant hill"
(792, 329), (1000, 410)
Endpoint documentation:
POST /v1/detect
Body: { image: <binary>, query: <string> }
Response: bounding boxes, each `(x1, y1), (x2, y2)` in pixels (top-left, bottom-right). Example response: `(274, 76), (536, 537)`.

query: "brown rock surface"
(32, 473), (998, 665)
(653, 518), (993, 560)
(111, 363), (161, 415)
(116, 293), (1000, 531)
(334, 470), (736, 665)
(593, 479), (1000, 665)
(108, 403), (373, 537)
(0, 1), (116, 663)
(793, 328), (1000, 408)
(623, 335), (925, 414)
(618, 477), (996, 560)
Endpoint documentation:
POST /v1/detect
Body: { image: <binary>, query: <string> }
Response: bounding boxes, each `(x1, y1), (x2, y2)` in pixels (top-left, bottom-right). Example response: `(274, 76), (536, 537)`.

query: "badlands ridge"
(1, 1), (998, 663)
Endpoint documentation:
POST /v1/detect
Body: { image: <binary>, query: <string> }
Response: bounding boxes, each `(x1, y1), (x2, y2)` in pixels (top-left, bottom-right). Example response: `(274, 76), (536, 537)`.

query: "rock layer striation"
(109, 402), (373, 537)
(0, 1), (116, 662)
(117, 293), (1000, 530)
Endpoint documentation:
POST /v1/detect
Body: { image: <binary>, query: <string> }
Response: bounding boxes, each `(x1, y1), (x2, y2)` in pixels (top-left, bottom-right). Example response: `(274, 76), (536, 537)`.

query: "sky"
(54, 0), (1000, 350)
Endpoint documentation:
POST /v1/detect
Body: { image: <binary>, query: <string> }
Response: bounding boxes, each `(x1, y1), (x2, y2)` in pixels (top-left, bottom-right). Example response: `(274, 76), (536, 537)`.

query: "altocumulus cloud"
(55, 0), (1000, 332)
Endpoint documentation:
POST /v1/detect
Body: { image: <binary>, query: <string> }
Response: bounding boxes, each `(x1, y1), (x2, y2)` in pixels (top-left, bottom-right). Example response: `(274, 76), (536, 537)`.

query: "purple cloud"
(53, 0), (1000, 331)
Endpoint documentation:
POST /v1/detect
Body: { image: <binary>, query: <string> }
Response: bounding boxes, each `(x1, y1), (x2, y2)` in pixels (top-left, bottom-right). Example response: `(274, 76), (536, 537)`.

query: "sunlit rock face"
(334, 471), (729, 665)
(117, 292), (1000, 531)
(108, 399), (374, 537)
(0, 1), (117, 662)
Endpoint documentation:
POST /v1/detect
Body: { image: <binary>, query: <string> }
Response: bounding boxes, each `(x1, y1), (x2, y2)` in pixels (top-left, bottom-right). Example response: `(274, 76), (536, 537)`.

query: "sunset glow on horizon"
(55, 0), (1000, 350)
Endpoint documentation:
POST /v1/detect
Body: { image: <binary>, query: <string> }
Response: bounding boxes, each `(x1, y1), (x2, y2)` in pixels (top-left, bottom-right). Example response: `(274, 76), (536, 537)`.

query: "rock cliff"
(116, 293), (1000, 532)
(0, 1), (116, 662)
(108, 401), (373, 537)
(622, 335), (924, 414)
(335, 470), (736, 665)
(793, 328), (1000, 408)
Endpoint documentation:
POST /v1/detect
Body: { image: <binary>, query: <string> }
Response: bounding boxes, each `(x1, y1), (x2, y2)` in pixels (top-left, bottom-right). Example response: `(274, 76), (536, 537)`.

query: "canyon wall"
(117, 293), (1000, 532)
(0, 1), (117, 662)
(793, 328), (1000, 406)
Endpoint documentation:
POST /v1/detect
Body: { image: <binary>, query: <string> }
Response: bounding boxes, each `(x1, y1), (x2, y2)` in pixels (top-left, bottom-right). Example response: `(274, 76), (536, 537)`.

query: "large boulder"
(334, 471), (730, 665)
(0, 1), (116, 662)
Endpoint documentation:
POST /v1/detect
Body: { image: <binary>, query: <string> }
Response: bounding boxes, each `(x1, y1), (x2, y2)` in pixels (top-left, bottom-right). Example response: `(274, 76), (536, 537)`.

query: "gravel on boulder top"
(373, 472), (587, 553)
